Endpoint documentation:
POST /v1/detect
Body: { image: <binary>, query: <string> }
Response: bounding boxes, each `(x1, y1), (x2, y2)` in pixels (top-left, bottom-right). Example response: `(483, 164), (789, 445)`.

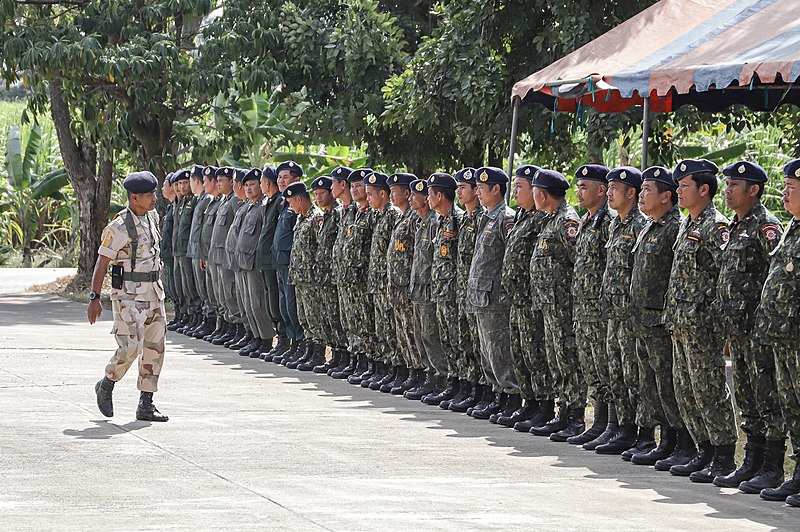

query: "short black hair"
(654, 181), (678, 205)
(750, 181), (764, 198)
(688, 171), (718, 197)
(432, 187), (456, 202)
(545, 187), (566, 199)
(497, 183), (507, 196)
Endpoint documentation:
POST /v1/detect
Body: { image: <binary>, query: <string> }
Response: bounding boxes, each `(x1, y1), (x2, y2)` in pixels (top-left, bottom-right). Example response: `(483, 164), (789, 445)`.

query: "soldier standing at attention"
(713, 162), (785, 492)
(222, 169), (251, 350)
(161, 173), (179, 326)
(90, 171), (168, 422)
(665, 159), (737, 482)
(207, 168), (239, 346)
(568, 164), (614, 447)
(185, 165), (213, 338)
(199, 167), (223, 341)
(755, 159), (800, 506)
(466, 167), (517, 421)
(528, 169), (583, 439)
(177, 167), (204, 334)
(167, 169), (195, 332)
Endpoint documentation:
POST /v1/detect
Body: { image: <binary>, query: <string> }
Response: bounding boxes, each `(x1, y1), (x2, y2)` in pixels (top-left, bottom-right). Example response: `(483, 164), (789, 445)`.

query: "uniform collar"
(730, 202), (764, 226)
(617, 204), (640, 225)
(486, 201), (507, 219)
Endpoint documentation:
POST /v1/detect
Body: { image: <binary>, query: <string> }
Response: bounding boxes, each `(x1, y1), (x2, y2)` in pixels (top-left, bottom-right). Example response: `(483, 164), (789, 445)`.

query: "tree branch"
(14, 0), (88, 5)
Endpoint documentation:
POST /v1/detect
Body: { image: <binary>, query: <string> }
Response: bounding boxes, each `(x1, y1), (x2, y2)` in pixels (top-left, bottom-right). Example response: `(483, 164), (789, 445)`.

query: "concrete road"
(0, 268), (795, 531)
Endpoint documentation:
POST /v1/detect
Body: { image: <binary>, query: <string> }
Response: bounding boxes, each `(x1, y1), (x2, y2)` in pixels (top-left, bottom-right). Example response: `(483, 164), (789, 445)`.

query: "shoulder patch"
(505, 220), (515, 236)
(717, 223), (730, 244)
(760, 223), (780, 243)
(564, 219), (579, 239)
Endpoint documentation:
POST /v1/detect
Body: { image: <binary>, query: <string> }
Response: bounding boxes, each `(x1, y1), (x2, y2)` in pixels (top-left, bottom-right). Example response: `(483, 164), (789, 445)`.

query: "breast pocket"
(723, 239), (750, 272)
(242, 216), (259, 235)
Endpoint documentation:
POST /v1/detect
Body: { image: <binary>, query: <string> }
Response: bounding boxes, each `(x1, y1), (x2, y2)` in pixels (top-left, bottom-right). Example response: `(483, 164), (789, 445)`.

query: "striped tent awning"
(512, 0), (800, 113)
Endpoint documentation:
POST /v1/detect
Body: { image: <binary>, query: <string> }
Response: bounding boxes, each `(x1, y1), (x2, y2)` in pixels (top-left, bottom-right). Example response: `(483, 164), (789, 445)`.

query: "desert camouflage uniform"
(431, 203), (464, 378)
(368, 202), (401, 364)
(456, 205), (485, 383)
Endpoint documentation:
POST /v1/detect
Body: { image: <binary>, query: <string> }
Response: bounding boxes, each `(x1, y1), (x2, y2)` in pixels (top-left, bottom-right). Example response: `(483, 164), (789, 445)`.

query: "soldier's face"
(314, 188), (333, 209)
(677, 176), (704, 210)
(607, 181), (636, 211)
(410, 191), (428, 211)
(218, 176), (233, 195)
(639, 181), (667, 216)
(512, 178), (534, 211)
(332, 179), (348, 199)
(390, 186), (410, 208)
(351, 180), (366, 202)
(476, 183), (491, 206)
(277, 170), (298, 192)
(368, 187), (389, 210)
(577, 179), (606, 211)
(203, 177), (217, 196)
(161, 180), (175, 201)
(533, 187), (548, 211)
(190, 177), (203, 195)
(176, 179), (191, 196)
(286, 195), (303, 213)
(260, 176), (273, 195)
(131, 191), (157, 212)
(427, 189), (441, 211)
(244, 180), (261, 199)
(724, 179), (758, 212)
(784, 178), (800, 218)
(457, 183), (476, 206)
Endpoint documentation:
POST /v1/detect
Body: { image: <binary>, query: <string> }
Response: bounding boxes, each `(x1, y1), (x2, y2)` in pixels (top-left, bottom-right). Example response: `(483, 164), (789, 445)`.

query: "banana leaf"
(30, 168), (69, 200)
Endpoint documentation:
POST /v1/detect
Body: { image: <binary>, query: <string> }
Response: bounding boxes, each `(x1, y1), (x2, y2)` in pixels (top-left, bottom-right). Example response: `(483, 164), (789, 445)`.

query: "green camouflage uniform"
(456, 205), (485, 383)
(316, 201), (347, 349)
(343, 204), (376, 355)
(368, 203), (402, 364)
(665, 202), (737, 446)
(411, 208), (444, 373)
(502, 208), (550, 401)
(333, 203), (358, 353)
(630, 205), (684, 430)
(603, 205), (647, 426)
(290, 205), (324, 343)
(529, 201), (583, 409)
(572, 202), (614, 404)
(718, 203), (784, 441)
(431, 203), (464, 378)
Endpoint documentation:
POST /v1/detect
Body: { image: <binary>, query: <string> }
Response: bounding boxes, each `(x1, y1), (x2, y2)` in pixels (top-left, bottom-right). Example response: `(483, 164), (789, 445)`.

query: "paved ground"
(0, 268), (796, 531)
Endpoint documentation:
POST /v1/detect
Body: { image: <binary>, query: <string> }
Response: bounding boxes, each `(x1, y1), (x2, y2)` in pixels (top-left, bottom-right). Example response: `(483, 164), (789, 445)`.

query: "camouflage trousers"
(391, 289), (424, 368)
(373, 289), (397, 364)
(672, 327), (737, 446)
(510, 301), (551, 401)
(161, 258), (178, 308)
(412, 301), (445, 374)
(575, 318), (612, 403)
(607, 318), (639, 425)
(319, 281), (346, 348)
(542, 305), (585, 409)
(773, 342), (800, 457)
(174, 256), (201, 314)
(474, 308), (518, 395)
(216, 266), (243, 324)
(349, 283), (375, 355)
(295, 283), (323, 343)
(634, 328), (683, 430)
(337, 282), (361, 354)
(456, 295), (482, 383)
(105, 299), (166, 393)
(242, 269), (273, 341)
(731, 334), (784, 441)
(435, 296), (462, 378)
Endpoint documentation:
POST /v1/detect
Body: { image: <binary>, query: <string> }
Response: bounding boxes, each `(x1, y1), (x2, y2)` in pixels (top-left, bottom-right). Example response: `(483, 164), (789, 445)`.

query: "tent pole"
(507, 96), (521, 202)
(641, 95), (650, 171)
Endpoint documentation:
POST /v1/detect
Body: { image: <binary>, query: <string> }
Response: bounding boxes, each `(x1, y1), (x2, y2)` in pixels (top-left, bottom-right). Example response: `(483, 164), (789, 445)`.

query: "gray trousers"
(175, 256), (200, 314)
(218, 266), (243, 324)
(191, 258), (212, 317)
(412, 301), (446, 375)
(205, 263), (220, 318)
(234, 271), (251, 332)
(261, 268), (286, 339)
(242, 268), (273, 340)
(475, 308), (519, 394)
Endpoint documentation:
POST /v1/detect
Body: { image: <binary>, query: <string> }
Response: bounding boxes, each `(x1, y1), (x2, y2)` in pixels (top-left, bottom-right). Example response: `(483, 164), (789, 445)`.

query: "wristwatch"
(88, 291), (101, 301)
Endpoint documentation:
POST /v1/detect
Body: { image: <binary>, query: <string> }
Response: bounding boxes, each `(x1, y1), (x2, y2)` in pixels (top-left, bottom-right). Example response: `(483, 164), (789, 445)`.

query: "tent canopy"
(512, 0), (800, 113)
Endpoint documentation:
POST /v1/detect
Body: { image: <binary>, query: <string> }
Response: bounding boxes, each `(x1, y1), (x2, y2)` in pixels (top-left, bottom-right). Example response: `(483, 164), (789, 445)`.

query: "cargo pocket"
(467, 277), (492, 309)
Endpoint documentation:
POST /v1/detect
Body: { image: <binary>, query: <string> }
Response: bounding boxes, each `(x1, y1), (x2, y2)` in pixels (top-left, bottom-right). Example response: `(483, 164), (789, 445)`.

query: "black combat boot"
(621, 426), (657, 461)
(331, 353), (358, 379)
(530, 404), (569, 436)
(632, 426), (677, 465)
(223, 323), (244, 348)
(264, 337), (291, 362)
(655, 429), (696, 471)
(212, 321), (235, 345)
(471, 392), (502, 420)
(183, 315), (202, 336)
(690, 444), (737, 483)
(166, 314), (181, 329)
(286, 340), (312, 369)
(488, 393), (511, 423)
(239, 335), (262, 357)
(381, 366), (407, 393)
(136, 391), (169, 422)
(405, 372), (436, 400)
(498, 399), (538, 427)
(423, 377), (459, 406)
(466, 385), (495, 416)
(95, 377), (115, 418)
(392, 368), (422, 395)
(714, 434), (766, 488)
(360, 359), (382, 387)
(192, 316), (214, 338)
(314, 347), (340, 373)
(583, 403), (619, 451)
(738, 439), (786, 493)
(441, 379), (470, 410)
(515, 399), (554, 432)
(449, 382), (482, 413)
(299, 344), (326, 371)
(595, 424), (639, 455)
(567, 401), (608, 445)
(251, 338), (274, 359)
(761, 459), (800, 501)
(493, 393), (522, 424)
(670, 440), (713, 476)
(274, 338), (299, 365)
(179, 313), (201, 335)
(327, 349), (352, 376)
(371, 364), (397, 391)
(230, 327), (254, 351)
(550, 408), (586, 442)
(204, 316), (224, 341)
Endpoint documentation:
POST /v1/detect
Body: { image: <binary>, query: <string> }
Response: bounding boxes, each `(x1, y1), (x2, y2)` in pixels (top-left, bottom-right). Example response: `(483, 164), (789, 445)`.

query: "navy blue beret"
(284, 182), (309, 198)
(215, 166), (233, 179)
(388, 173), (416, 187)
(171, 169), (191, 183)
(531, 168), (570, 192)
(348, 168), (374, 183)
(165, 172), (174, 184)
(475, 166), (509, 185)
(233, 168), (248, 182)
(410, 179), (429, 195)
(674, 159), (718, 181)
(242, 168), (262, 184)
(311, 176), (333, 190)
(575, 164), (610, 183)
(784, 159), (800, 179)
(191, 164), (205, 178)
(123, 171), (158, 193)
(607, 166), (643, 189)
(642, 166), (676, 189)
(261, 165), (277, 182)
(722, 161), (768, 183)
(515, 165), (540, 181)
(203, 165), (218, 179)
(331, 166), (353, 181)
(428, 172), (457, 191)
(455, 167), (477, 185)
(276, 160), (303, 177)
(365, 172), (390, 188)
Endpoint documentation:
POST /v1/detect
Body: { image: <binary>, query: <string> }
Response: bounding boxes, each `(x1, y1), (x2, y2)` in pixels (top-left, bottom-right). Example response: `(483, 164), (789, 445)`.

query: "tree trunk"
(49, 79), (112, 284)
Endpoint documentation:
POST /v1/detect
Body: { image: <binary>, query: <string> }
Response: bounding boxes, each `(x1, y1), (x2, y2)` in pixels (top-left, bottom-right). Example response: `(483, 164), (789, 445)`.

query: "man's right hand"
(88, 299), (103, 324)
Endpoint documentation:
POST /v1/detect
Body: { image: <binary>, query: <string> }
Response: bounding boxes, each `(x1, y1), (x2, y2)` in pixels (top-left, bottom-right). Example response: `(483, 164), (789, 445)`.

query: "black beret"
(261, 165), (278, 182)
(203, 165), (219, 179)
(388, 173), (416, 187)
(165, 172), (174, 184)
(784, 159), (800, 179)
(233, 168), (248, 182)
(722, 161), (768, 183)
(674, 158), (718, 181)
(172, 169), (191, 183)
(642, 166), (676, 189)
(575, 164), (610, 183)
(191, 164), (205, 178)
(123, 171), (158, 193)
(410, 179), (429, 195)
(455, 167), (477, 185)
(475, 166), (509, 185)
(276, 160), (304, 177)
(242, 168), (262, 184)
(311, 176), (333, 190)
(284, 182), (309, 198)
(428, 172), (457, 191)
(531, 168), (570, 192)
(348, 168), (374, 183)
(332, 166), (353, 181)
(515, 165), (541, 181)
(365, 171), (389, 188)
(215, 166), (233, 179)
(607, 166), (643, 189)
